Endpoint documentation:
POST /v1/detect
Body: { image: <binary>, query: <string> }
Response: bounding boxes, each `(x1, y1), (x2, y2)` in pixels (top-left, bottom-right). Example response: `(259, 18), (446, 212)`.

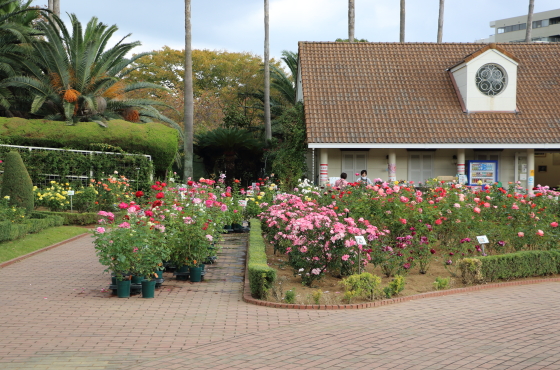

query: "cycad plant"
(0, 0), (42, 111)
(5, 13), (181, 132)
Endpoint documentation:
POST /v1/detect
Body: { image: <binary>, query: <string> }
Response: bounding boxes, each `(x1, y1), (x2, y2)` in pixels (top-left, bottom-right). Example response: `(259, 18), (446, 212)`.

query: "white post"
(319, 149), (328, 186)
(457, 148), (465, 183)
(388, 150), (396, 182)
(311, 148), (315, 185)
(527, 148), (535, 195)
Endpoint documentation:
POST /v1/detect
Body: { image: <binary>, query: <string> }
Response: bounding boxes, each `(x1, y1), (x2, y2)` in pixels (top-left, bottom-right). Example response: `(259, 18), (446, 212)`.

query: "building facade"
(296, 42), (560, 192)
(477, 8), (560, 43)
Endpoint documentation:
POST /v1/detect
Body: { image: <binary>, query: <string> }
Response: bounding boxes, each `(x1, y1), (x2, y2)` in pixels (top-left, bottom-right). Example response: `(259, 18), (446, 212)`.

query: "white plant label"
(354, 236), (366, 245)
(67, 190), (75, 196)
(238, 200), (247, 207)
(476, 235), (489, 244)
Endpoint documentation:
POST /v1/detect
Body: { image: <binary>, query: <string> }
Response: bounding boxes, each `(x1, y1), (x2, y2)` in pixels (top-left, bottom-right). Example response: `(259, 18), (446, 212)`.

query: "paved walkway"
(1, 234), (560, 369)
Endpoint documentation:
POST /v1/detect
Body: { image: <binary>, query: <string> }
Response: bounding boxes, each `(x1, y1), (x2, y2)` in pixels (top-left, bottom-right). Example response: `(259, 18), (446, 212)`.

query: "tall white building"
(476, 8), (560, 43)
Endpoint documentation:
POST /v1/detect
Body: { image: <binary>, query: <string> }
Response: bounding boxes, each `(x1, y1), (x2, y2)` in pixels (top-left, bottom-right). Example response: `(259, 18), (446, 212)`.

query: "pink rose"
(536, 230), (544, 237)
(473, 207), (481, 214)
(341, 254), (350, 261)
(551, 222), (558, 227)
(96, 227), (105, 233)
(518, 232), (524, 237)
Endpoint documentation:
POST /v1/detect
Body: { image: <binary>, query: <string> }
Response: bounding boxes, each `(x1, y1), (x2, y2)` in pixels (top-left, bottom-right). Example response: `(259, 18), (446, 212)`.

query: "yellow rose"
(257, 196), (262, 199)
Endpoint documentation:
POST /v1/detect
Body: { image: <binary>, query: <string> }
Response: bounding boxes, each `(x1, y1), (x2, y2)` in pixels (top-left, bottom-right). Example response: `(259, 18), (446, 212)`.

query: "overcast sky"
(45, 1), (559, 63)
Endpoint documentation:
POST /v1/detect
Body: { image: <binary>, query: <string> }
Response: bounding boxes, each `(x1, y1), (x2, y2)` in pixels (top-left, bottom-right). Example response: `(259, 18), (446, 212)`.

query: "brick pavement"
(1, 233), (560, 369)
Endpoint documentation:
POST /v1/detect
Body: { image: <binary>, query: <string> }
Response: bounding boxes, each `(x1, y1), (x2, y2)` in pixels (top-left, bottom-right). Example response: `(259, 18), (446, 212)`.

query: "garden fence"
(0, 144), (153, 188)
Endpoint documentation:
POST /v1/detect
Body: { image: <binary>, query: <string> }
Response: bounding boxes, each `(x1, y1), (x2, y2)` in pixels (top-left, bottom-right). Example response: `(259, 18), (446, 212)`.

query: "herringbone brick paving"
(1, 233), (560, 369)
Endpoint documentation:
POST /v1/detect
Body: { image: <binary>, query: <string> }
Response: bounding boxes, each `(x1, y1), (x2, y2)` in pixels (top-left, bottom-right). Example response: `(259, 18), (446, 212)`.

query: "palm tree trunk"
(437, 0), (444, 43)
(48, 0), (53, 11)
(53, 0), (60, 17)
(525, 0), (535, 42)
(183, 0), (194, 179)
(264, 0), (271, 141)
(348, 0), (355, 42)
(400, 0), (405, 43)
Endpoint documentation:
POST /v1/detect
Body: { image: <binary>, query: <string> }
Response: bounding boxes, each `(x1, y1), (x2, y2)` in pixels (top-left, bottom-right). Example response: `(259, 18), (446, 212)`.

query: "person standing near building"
(359, 170), (373, 185)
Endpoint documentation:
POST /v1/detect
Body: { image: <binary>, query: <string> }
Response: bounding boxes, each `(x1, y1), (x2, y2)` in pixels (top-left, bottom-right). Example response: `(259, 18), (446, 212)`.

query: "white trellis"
(0, 144), (153, 187)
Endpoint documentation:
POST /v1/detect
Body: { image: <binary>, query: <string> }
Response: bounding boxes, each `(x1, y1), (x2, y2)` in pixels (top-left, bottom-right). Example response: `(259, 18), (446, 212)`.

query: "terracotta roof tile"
(299, 42), (560, 145)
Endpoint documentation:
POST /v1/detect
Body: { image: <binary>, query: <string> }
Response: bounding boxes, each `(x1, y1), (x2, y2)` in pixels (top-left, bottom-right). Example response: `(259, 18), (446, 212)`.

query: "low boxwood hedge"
(460, 250), (560, 283)
(248, 218), (276, 299)
(32, 211), (101, 226)
(0, 215), (64, 242)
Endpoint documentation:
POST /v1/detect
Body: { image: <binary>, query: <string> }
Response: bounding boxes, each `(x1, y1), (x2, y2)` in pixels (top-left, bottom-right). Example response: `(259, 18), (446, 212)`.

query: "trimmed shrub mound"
(31, 211), (103, 226)
(1, 151), (34, 213)
(248, 218), (276, 299)
(0, 118), (179, 172)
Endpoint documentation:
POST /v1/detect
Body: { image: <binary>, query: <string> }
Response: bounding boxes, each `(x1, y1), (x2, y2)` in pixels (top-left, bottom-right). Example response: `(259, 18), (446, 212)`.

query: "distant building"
(476, 8), (560, 43)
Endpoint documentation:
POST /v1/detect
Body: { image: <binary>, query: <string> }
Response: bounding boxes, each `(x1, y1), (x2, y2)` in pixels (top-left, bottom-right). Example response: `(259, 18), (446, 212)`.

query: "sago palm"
(5, 13), (181, 133)
(0, 0), (42, 110)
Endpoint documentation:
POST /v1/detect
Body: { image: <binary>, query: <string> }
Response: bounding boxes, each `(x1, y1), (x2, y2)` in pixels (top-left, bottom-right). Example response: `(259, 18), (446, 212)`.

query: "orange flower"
(63, 89), (80, 103)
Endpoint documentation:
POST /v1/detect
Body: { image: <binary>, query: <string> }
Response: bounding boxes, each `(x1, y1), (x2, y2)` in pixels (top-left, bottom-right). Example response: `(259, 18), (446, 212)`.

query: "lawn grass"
(0, 226), (89, 264)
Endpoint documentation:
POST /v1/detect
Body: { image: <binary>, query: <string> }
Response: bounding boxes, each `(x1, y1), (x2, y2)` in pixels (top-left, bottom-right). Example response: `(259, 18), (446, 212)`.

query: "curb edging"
(0, 233), (90, 269)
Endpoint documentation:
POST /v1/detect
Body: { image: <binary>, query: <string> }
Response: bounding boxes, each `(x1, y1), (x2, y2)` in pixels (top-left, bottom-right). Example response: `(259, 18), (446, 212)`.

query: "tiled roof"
(298, 42), (560, 145)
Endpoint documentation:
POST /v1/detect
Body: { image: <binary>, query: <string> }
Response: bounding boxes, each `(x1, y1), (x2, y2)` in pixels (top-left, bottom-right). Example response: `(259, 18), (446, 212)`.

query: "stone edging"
(242, 255), (560, 310)
(0, 233), (90, 269)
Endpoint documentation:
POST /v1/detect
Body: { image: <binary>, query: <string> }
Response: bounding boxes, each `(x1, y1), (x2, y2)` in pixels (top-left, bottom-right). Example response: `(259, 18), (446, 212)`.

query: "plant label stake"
(355, 236), (366, 274)
(67, 190), (75, 211)
(476, 235), (489, 254)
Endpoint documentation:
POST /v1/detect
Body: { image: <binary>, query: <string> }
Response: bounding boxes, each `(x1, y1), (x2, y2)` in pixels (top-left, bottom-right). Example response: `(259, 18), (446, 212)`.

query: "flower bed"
(247, 178), (560, 304)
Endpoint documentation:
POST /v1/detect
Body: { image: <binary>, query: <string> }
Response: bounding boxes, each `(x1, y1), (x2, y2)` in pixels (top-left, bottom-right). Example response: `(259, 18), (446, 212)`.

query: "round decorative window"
(475, 63), (507, 96)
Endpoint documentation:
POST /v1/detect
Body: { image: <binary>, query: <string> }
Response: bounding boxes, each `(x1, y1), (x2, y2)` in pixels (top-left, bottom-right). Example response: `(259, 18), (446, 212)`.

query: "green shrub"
(247, 218), (276, 299)
(312, 289), (323, 304)
(0, 151), (34, 213)
(478, 250), (558, 282)
(433, 276), (450, 290)
(31, 211), (101, 225)
(284, 289), (296, 304)
(387, 275), (406, 297)
(340, 272), (382, 301)
(0, 215), (63, 242)
(458, 258), (484, 285)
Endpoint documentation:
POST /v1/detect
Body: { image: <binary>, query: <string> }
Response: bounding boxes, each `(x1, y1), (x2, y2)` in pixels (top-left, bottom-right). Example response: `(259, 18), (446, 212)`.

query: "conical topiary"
(0, 151), (34, 213)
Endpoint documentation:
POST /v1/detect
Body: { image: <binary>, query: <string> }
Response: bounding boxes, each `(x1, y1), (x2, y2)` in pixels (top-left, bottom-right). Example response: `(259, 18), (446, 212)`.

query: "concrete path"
(1, 234), (560, 369)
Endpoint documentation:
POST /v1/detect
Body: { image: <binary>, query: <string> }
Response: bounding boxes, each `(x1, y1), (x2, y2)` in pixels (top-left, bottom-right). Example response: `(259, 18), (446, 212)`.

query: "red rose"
(135, 191), (144, 198)
(435, 219), (442, 225)
(430, 249), (436, 254)
(187, 180), (194, 186)
(156, 192), (164, 199)
(161, 182), (167, 187)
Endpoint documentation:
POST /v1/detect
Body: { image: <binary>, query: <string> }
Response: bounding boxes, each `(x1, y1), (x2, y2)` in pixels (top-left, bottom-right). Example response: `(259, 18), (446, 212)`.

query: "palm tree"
(0, 0), (42, 111)
(348, 0), (355, 42)
(437, 0), (444, 43)
(263, 0), (271, 141)
(525, 0), (535, 42)
(184, 0), (194, 179)
(270, 50), (297, 105)
(5, 14), (179, 129)
(47, 0), (59, 17)
(400, 0), (405, 42)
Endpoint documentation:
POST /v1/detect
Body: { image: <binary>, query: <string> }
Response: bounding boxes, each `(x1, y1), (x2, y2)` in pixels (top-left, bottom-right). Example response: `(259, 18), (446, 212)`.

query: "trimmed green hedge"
(31, 211), (101, 226)
(0, 215), (64, 242)
(248, 218), (276, 299)
(0, 118), (178, 172)
(460, 250), (560, 283)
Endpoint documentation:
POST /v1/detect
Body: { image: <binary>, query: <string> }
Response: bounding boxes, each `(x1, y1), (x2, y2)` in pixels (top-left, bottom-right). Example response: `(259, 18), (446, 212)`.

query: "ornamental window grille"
(475, 63), (507, 96)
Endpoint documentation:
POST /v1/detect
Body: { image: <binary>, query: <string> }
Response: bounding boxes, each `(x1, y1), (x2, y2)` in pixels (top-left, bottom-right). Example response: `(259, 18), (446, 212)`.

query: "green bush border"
(0, 215), (64, 242)
(31, 211), (101, 226)
(460, 250), (560, 283)
(248, 218), (276, 299)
